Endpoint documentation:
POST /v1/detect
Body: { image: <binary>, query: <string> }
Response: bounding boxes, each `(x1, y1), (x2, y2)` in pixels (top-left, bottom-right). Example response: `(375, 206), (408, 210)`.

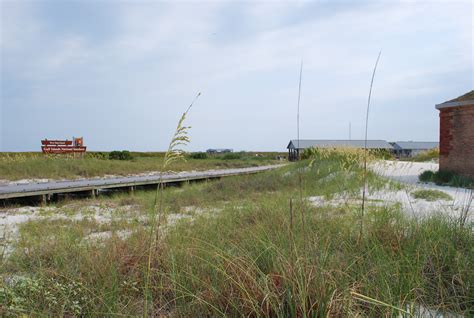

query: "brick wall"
(438, 104), (474, 178)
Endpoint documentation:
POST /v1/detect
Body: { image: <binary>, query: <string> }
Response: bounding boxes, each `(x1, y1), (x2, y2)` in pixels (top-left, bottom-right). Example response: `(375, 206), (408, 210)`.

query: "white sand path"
(370, 160), (472, 220)
(309, 160), (472, 222)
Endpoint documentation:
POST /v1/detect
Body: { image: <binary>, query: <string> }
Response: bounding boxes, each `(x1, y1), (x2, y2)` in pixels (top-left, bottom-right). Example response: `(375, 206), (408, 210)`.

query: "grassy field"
(1, 150), (472, 316)
(0, 152), (284, 181)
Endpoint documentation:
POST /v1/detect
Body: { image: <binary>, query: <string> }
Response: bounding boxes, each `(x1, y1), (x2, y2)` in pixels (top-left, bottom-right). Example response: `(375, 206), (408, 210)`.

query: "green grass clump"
(301, 147), (393, 161)
(221, 152), (242, 160)
(406, 148), (439, 162)
(189, 152), (208, 159)
(1, 153), (472, 316)
(411, 189), (453, 201)
(419, 170), (474, 189)
(419, 170), (435, 183)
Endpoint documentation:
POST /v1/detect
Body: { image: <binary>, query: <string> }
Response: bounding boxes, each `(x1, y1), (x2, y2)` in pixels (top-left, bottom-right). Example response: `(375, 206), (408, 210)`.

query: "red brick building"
(435, 91), (474, 178)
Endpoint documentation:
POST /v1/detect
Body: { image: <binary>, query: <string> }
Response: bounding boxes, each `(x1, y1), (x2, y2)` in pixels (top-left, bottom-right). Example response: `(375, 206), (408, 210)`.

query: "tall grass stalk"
(459, 189), (473, 229)
(296, 60), (306, 235)
(296, 60), (303, 157)
(144, 92), (201, 317)
(351, 291), (412, 316)
(360, 51), (381, 239)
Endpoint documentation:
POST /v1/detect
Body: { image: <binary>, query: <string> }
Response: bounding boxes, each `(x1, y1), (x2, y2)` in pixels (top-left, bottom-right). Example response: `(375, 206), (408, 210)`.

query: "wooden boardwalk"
(0, 165), (283, 200)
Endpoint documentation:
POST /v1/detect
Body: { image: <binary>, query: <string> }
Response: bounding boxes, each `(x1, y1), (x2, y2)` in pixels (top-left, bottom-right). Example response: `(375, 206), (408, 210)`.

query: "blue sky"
(1, 0), (472, 152)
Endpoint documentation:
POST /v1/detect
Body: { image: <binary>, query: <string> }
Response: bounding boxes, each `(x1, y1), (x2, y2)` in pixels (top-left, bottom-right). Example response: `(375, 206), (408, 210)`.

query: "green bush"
(419, 170), (435, 183)
(419, 170), (474, 188)
(435, 170), (455, 184)
(85, 152), (108, 160)
(109, 150), (134, 161)
(189, 152), (208, 159)
(449, 174), (474, 188)
(130, 152), (164, 158)
(221, 152), (243, 160)
(108, 151), (121, 160)
(411, 148), (439, 162)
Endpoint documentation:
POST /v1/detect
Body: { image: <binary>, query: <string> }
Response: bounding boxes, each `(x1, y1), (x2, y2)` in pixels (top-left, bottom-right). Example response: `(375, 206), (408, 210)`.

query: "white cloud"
(1, 0), (472, 151)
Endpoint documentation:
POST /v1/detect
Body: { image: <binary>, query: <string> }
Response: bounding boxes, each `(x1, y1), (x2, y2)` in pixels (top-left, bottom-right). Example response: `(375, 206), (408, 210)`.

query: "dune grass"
(0, 152), (282, 181)
(419, 169), (474, 189)
(411, 189), (453, 202)
(409, 148), (439, 162)
(1, 154), (473, 316)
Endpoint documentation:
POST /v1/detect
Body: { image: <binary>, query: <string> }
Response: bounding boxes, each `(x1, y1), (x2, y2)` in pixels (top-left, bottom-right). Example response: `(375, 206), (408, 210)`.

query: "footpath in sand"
(369, 160), (472, 219)
(310, 160), (472, 221)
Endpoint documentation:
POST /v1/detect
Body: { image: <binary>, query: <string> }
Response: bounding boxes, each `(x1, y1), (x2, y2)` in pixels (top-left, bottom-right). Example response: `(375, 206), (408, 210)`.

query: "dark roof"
(436, 90), (474, 109)
(287, 139), (393, 150)
(206, 148), (233, 152)
(443, 90), (474, 103)
(391, 141), (438, 151)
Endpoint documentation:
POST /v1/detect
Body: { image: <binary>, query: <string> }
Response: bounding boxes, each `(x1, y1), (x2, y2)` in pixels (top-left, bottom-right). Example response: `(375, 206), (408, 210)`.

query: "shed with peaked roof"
(286, 139), (393, 161)
(435, 90), (474, 178)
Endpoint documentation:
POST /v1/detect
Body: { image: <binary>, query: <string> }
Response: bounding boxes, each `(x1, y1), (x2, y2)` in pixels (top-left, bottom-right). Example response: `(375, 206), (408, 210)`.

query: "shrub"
(122, 151), (133, 160)
(435, 170), (455, 184)
(109, 150), (134, 161)
(221, 152), (243, 160)
(419, 170), (435, 183)
(418, 170), (474, 189)
(411, 148), (439, 162)
(189, 152), (208, 159)
(108, 151), (121, 160)
(449, 174), (474, 188)
(371, 149), (394, 160)
(86, 152), (108, 160)
(130, 152), (164, 158)
(301, 147), (375, 170)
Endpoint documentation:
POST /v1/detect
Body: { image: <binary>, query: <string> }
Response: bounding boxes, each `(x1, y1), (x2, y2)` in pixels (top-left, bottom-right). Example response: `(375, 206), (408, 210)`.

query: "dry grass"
(1, 152), (472, 316)
(0, 152), (283, 181)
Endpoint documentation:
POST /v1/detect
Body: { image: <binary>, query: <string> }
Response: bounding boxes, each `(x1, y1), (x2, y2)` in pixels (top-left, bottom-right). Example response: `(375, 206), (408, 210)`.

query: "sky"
(0, 0), (472, 152)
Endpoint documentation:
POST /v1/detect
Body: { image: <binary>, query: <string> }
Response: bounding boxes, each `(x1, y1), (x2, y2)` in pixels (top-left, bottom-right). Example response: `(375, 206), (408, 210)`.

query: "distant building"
(206, 148), (233, 154)
(390, 141), (439, 158)
(435, 90), (474, 178)
(286, 139), (393, 161)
